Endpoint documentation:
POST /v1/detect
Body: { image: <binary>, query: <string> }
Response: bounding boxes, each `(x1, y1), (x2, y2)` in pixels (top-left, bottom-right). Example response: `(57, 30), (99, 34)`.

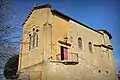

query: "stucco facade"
(18, 4), (118, 80)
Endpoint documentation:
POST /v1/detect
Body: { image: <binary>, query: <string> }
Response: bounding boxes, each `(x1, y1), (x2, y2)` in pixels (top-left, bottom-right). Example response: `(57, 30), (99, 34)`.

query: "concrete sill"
(61, 60), (79, 65)
(50, 60), (79, 65)
(50, 60), (61, 63)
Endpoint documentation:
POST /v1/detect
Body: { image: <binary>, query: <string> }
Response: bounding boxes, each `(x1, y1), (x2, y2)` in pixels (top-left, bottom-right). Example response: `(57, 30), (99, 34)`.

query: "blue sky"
(11, 0), (120, 72)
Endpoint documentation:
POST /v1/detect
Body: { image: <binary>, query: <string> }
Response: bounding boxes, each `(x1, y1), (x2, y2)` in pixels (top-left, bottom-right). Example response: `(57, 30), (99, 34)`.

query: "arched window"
(36, 33), (38, 47)
(36, 29), (39, 47)
(29, 34), (31, 51)
(78, 37), (82, 49)
(88, 42), (92, 52)
(32, 33), (35, 49)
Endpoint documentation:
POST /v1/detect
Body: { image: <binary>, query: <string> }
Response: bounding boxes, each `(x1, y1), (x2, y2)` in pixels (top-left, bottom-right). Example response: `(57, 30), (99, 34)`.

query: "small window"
(78, 37), (82, 49)
(106, 49), (110, 59)
(106, 71), (108, 73)
(33, 28), (35, 31)
(36, 29), (39, 32)
(61, 46), (68, 60)
(36, 33), (38, 47)
(108, 53), (110, 58)
(29, 34), (31, 51)
(98, 70), (101, 73)
(88, 42), (92, 52)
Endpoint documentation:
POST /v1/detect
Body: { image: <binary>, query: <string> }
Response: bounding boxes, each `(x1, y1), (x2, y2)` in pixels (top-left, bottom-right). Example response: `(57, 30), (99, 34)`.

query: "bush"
(3, 54), (19, 79)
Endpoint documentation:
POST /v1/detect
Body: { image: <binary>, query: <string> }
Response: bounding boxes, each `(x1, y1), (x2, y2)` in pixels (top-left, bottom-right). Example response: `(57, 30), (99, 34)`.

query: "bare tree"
(0, 0), (20, 78)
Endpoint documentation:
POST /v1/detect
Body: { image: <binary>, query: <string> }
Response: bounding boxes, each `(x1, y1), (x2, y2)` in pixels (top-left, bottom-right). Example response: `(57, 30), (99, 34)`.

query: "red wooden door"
(63, 48), (68, 60)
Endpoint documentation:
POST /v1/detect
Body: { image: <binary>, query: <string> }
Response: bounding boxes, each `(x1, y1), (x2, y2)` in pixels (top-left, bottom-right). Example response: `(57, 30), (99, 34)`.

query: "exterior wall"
(51, 14), (70, 60)
(18, 7), (52, 80)
(46, 17), (118, 80)
(69, 20), (102, 66)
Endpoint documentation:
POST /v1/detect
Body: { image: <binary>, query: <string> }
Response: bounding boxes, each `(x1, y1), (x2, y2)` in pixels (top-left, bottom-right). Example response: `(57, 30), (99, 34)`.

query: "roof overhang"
(97, 29), (112, 39)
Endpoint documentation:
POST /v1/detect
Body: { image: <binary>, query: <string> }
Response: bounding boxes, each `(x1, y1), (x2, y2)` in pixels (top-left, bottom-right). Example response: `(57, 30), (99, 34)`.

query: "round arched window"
(78, 37), (82, 50)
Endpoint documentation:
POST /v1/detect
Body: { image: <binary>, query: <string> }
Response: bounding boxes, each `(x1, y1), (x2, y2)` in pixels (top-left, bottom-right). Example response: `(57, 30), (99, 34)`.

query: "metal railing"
(56, 52), (78, 63)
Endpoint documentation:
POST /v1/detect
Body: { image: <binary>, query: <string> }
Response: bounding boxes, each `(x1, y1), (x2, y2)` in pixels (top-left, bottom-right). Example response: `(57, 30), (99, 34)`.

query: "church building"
(18, 4), (118, 80)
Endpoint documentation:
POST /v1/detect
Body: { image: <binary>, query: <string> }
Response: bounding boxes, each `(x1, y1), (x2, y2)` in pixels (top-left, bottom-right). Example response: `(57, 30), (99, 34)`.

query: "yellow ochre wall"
(51, 14), (70, 60)
(46, 14), (117, 80)
(18, 7), (52, 80)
